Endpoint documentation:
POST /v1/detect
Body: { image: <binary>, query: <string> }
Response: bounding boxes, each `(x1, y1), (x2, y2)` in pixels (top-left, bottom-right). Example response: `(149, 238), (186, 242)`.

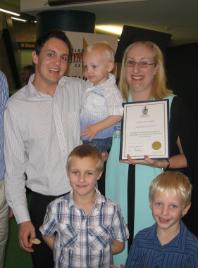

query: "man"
(4, 30), (85, 268)
(0, 70), (9, 268)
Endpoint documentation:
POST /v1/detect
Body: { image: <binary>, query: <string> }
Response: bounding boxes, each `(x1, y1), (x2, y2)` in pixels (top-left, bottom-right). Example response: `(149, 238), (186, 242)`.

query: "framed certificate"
(120, 99), (169, 160)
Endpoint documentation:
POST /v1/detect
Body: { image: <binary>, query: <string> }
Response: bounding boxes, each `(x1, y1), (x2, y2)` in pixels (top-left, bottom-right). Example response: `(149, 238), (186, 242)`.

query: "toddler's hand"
(81, 125), (98, 139)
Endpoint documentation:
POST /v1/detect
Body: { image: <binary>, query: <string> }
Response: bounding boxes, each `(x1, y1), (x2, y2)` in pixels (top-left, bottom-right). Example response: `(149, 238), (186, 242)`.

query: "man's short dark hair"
(34, 30), (72, 60)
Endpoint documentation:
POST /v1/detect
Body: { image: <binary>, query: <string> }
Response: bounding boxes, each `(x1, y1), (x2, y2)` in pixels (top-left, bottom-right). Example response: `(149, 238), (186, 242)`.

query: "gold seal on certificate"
(152, 141), (162, 150)
(120, 99), (169, 160)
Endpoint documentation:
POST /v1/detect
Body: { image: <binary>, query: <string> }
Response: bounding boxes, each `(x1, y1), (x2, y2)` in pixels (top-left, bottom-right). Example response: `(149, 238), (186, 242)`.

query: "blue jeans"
(83, 137), (112, 152)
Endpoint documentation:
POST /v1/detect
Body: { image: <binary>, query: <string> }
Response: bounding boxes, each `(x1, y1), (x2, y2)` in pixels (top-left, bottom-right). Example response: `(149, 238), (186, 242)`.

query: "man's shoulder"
(61, 76), (85, 87)
(7, 87), (27, 106)
(0, 70), (6, 79)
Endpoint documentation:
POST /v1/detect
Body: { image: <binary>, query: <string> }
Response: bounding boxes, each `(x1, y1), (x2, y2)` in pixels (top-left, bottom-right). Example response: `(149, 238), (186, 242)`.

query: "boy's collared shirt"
(40, 189), (129, 268)
(126, 221), (198, 268)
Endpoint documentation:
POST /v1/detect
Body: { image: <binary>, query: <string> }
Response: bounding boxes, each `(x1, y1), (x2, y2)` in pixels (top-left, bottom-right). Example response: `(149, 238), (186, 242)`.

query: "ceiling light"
(0, 8), (20, 17)
(11, 17), (27, 23)
(95, 25), (123, 36)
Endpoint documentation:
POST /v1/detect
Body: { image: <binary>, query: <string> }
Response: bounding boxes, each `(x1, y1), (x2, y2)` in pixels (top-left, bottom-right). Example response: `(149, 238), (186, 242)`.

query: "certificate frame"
(120, 99), (169, 160)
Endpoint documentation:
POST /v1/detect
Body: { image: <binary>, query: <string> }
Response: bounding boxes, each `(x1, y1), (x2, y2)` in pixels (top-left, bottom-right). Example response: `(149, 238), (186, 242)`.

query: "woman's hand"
(122, 155), (170, 169)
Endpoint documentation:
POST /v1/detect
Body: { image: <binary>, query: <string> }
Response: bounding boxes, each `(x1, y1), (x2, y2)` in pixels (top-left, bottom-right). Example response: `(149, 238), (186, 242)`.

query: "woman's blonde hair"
(119, 41), (172, 101)
(149, 171), (192, 207)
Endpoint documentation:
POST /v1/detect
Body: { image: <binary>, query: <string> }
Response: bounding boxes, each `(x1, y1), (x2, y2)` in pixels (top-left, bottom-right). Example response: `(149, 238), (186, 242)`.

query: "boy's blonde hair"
(149, 171), (192, 207)
(119, 41), (172, 101)
(84, 42), (115, 63)
(67, 144), (104, 173)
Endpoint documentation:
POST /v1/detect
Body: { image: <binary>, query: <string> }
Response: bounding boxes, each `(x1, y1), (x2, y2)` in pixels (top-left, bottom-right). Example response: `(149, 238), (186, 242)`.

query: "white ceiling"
(2, 0), (198, 46)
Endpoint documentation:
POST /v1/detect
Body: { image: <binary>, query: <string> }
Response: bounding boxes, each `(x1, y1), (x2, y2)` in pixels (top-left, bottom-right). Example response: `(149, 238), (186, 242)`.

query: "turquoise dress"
(105, 95), (174, 265)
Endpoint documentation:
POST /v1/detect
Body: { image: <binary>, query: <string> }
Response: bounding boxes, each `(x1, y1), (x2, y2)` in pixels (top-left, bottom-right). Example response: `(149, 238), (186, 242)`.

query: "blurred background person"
(0, 70), (9, 268)
(20, 64), (35, 86)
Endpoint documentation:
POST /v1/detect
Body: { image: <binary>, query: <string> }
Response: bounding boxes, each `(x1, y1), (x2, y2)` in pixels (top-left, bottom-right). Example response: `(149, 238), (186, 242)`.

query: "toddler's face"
(83, 49), (113, 85)
(150, 190), (190, 232)
(68, 156), (101, 199)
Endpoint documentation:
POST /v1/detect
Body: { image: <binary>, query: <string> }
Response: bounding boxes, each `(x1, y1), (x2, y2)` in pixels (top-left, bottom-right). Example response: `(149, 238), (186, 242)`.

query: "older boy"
(40, 144), (129, 268)
(126, 171), (198, 268)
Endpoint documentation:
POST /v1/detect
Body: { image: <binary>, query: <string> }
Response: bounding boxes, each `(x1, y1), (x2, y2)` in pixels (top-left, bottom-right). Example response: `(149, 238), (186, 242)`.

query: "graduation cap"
(115, 25), (172, 62)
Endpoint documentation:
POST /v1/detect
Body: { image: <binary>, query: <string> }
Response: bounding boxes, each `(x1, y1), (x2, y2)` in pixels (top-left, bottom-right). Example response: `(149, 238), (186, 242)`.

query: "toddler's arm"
(42, 235), (55, 250)
(81, 115), (122, 139)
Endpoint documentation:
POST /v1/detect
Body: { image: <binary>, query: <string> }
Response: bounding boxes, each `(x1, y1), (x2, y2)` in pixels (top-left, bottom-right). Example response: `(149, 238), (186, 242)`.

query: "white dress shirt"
(4, 75), (84, 223)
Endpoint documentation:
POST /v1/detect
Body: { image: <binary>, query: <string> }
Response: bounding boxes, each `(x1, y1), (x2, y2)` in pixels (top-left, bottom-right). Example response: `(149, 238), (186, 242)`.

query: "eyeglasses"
(125, 59), (155, 69)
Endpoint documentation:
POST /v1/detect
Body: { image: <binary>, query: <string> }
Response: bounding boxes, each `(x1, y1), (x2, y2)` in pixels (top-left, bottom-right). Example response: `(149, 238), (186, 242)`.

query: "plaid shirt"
(40, 189), (129, 268)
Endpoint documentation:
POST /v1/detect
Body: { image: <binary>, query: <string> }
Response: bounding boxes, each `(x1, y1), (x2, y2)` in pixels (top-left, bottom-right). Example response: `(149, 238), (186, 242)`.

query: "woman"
(106, 41), (197, 265)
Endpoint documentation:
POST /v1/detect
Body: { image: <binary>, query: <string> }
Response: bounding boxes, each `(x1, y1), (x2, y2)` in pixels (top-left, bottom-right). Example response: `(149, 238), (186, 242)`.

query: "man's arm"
(81, 115), (122, 139)
(4, 103), (36, 252)
(4, 104), (29, 223)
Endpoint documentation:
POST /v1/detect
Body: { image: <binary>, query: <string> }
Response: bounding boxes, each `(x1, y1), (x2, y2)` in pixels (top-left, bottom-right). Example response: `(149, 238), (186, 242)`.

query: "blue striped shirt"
(40, 189), (129, 268)
(126, 221), (198, 268)
(0, 71), (9, 181)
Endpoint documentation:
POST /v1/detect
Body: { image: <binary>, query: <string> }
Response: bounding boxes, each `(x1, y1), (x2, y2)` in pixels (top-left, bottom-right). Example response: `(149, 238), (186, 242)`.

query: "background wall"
(167, 43), (198, 122)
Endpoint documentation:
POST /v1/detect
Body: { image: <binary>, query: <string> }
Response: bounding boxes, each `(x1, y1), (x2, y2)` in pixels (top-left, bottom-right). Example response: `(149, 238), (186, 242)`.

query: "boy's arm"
(112, 239), (124, 254)
(42, 235), (55, 250)
(81, 115), (122, 139)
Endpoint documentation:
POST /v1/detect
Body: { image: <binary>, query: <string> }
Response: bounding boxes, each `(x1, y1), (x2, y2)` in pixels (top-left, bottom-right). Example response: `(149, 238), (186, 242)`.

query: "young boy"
(40, 144), (129, 268)
(125, 171), (198, 268)
(80, 42), (123, 152)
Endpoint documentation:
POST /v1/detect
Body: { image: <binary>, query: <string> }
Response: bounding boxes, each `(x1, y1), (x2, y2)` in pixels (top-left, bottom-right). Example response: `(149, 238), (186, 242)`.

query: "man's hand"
(19, 221), (36, 252)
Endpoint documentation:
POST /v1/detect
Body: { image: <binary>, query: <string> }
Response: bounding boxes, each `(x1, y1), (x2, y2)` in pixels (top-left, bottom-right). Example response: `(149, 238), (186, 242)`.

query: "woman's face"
(125, 43), (158, 96)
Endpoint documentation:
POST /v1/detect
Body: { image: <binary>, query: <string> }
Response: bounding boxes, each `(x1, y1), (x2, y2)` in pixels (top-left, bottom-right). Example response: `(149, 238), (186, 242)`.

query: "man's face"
(32, 37), (69, 88)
